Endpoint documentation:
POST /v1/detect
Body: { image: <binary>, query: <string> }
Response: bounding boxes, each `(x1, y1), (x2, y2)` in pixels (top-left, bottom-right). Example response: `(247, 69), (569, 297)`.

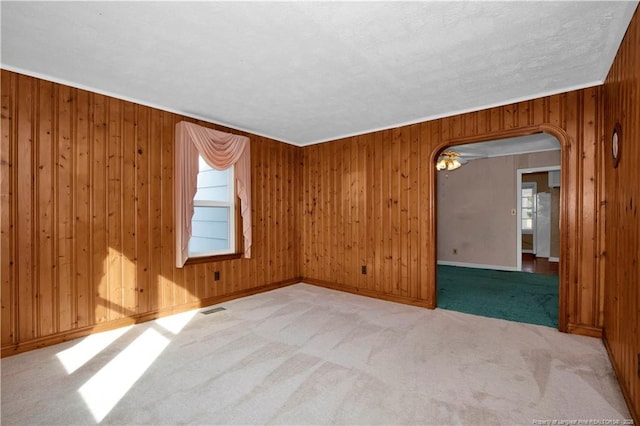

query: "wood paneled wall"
(1, 70), (302, 355)
(302, 86), (605, 336)
(603, 5), (640, 423)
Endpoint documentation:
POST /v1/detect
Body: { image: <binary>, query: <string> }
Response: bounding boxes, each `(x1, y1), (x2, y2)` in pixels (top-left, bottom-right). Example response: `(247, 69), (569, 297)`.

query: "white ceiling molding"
(2, 2), (637, 146)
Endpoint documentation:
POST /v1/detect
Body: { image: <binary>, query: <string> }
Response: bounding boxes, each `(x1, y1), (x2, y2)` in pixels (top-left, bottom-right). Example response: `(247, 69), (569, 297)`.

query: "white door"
(536, 192), (551, 258)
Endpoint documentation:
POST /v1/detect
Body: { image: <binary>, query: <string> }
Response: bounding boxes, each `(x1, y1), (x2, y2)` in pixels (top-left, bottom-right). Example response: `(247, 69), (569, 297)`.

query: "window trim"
(185, 194), (245, 265)
(521, 182), (537, 235)
(187, 161), (237, 260)
(174, 121), (252, 268)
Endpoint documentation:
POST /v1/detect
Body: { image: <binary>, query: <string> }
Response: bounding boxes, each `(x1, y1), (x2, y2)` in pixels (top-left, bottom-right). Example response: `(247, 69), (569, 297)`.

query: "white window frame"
(189, 160), (236, 258)
(521, 182), (537, 235)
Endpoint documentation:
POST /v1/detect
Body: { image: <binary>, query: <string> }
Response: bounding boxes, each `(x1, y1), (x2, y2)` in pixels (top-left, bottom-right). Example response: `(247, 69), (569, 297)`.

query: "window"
(174, 120), (251, 268)
(521, 182), (536, 234)
(188, 156), (235, 257)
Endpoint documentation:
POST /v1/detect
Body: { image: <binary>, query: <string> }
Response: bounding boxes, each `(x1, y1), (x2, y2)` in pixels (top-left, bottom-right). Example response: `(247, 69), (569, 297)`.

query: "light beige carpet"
(1, 283), (631, 425)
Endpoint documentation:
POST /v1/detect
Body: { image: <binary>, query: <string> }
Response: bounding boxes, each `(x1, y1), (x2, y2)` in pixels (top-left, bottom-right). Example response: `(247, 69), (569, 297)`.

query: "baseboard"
(566, 324), (602, 338)
(302, 277), (435, 309)
(1, 277), (301, 358)
(437, 260), (519, 272)
(603, 333), (639, 425)
(548, 257), (559, 263)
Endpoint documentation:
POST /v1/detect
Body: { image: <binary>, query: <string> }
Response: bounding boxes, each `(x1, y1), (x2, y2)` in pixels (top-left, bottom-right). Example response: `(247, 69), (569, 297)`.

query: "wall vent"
(201, 307), (227, 315)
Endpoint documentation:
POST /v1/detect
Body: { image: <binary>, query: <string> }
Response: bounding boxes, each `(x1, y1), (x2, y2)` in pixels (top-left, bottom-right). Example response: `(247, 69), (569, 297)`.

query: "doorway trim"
(517, 165), (561, 271)
(431, 124), (570, 332)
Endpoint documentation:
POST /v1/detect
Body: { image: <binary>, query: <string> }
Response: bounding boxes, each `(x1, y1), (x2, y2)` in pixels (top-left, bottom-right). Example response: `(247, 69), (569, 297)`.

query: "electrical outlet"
(214, 271), (220, 281)
(361, 265), (367, 275)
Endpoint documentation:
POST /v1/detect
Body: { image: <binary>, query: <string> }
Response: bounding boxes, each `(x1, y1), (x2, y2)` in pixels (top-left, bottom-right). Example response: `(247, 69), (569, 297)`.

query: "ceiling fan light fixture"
(436, 150), (462, 171)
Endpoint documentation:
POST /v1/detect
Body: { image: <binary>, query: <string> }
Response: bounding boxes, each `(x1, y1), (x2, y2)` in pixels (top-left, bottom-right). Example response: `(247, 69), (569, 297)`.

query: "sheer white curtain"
(175, 121), (251, 267)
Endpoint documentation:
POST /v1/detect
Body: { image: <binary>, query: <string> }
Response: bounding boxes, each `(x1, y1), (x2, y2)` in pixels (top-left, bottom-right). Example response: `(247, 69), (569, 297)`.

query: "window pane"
(523, 218), (533, 230)
(191, 206), (229, 239)
(194, 186), (229, 202)
(198, 156), (214, 172)
(192, 206), (228, 222)
(189, 237), (229, 254)
(522, 198), (533, 208)
(198, 168), (230, 187)
(189, 156), (235, 258)
(189, 206), (230, 255)
(192, 220), (227, 239)
(195, 169), (230, 202)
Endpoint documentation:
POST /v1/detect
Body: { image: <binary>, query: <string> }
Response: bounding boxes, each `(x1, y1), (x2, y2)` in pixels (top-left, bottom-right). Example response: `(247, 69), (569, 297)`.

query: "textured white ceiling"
(1, 2), (637, 146)
(452, 133), (561, 163)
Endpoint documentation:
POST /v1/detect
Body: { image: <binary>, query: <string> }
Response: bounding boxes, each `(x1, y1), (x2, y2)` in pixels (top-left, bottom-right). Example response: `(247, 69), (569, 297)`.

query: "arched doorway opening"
(430, 126), (570, 332)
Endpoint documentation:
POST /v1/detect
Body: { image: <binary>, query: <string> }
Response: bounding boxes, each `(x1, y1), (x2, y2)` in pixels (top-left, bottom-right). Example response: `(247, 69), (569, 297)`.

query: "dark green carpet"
(437, 265), (559, 328)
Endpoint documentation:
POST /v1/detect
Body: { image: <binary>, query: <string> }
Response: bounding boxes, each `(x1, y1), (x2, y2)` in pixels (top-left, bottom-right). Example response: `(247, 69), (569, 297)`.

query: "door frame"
(517, 165), (561, 271)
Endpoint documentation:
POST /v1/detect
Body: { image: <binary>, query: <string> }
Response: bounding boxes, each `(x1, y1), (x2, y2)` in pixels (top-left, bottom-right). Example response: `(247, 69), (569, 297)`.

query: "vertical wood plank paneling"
(335, 142), (344, 285)
(16, 75), (35, 342)
(351, 137), (360, 288)
(2, 70), (302, 356)
(57, 84), (75, 331)
(319, 142), (328, 284)
(372, 132), (382, 293)
(92, 93), (109, 324)
(254, 141), (265, 294)
(580, 88), (599, 327)
(489, 106), (502, 133)
(1, 72), (16, 346)
(518, 101), (531, 128)
(107, 98), (123, 320)
(267, 141), (276, 285)
(365, 135), (375, 292)
(389, 129), (399, 294)
(532, 98), (546, 125)
(352, 138), (360, 287)
(36, 80), (55, 336)
(159, 112), (175, 310)
(74, 89), (91, 328)
(562, 89), (579, 329)
(420, 121), (437, 303)
(257, 140), (267, 289)
(399, 129), (409, 296)
(408, 124), (419, 299)
(603, 6), (640, 423)
(344, 140), (353, 287)
(360, 136), (368, 289)
(135, 105), (150, 314)
(301, 82), (607, 322)
(121, 102), (138, 314)
(147, 108), (162, 312)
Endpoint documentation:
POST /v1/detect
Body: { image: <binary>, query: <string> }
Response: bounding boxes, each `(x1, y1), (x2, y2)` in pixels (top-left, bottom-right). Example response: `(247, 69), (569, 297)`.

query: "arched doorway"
(430, 126), (571, 332)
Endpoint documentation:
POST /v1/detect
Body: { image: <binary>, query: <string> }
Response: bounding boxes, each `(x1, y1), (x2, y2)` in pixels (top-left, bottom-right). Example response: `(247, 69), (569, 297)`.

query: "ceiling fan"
(435, 150), (464, 171)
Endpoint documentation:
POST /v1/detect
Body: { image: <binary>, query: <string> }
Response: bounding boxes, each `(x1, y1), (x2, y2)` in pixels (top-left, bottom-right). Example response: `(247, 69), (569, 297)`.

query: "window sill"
(184, 252), (243, 265)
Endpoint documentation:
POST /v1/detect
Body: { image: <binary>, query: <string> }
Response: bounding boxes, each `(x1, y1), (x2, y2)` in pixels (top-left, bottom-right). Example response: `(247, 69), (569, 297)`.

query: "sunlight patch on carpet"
(79, 328), (170, 422)
(155, 309), (198, 334)
(56, 326), (133, 374)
